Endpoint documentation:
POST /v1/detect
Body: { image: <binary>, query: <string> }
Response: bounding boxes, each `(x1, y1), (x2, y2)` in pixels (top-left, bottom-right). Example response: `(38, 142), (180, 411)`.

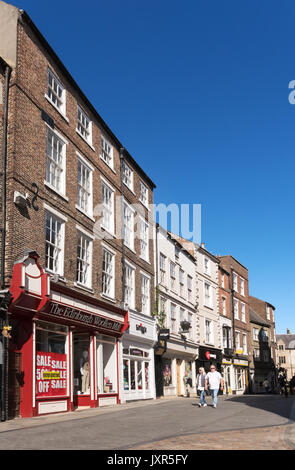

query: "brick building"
(218, 265), (234, 394)
(0, 1), (156, 419)
(217, 255), (251, 394)
(276, 331), (295, 381)
(249, 296), (277, 368)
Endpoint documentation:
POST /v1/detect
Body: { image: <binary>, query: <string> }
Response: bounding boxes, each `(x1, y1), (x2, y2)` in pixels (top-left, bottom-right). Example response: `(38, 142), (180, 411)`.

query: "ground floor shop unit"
(122, 309), (157, 402)
(221, 357), (249, 395)
(249, 365), (277, 393)
(160, 337), (198, 398)
(7, 252), (128, 419)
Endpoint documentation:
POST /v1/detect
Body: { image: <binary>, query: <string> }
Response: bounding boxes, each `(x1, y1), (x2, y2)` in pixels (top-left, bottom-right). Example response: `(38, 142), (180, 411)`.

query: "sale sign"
(36, 351), (67, 397)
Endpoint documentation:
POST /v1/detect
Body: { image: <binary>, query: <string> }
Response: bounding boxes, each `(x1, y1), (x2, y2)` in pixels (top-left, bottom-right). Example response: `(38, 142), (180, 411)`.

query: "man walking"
(205, 364), (224, 408)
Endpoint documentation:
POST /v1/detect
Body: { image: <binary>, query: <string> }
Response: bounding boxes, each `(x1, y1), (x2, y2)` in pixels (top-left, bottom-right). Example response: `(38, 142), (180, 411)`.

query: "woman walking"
(196, 367), (207, 407)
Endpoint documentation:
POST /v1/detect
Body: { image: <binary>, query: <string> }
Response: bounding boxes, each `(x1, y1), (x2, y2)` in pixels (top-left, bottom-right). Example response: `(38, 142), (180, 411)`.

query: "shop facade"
(232, 358), (249, 395)
(8, 252), (128, 418)
(121, 310), (157, 402)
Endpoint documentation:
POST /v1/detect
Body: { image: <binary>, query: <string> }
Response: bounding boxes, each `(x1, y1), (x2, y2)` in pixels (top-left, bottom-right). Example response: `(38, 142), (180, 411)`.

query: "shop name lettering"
(107, 454), (188, 467)
(49, 303), (121, 331)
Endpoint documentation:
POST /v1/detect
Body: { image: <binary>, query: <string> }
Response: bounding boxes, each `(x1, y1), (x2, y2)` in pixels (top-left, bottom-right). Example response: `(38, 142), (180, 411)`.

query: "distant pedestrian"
(263, 378), (270, 394)
(196, 367), (207, 407)
(205, 364), (224, 408)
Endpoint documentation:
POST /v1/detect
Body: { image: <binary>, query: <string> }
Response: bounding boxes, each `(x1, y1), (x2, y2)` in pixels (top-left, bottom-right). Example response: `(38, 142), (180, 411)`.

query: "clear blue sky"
(14, 0), (295, 334)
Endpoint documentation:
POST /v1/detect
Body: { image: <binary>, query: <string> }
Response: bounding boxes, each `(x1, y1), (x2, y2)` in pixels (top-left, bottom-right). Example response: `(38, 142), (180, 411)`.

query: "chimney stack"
(201, 242), (205, 249)
(287, 329), (291, 334)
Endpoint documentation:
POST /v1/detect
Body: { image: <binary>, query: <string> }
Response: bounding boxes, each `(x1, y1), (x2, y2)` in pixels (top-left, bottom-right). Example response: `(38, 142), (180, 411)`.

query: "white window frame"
(141, 273), (150, 316)
(170, 261), (176, 291)
(75, 229), (93, 289)
(77, 105), (93, 147)
(205, 319), (213, 344)
(253, 328), (259, 341)
(101, 179), (115, 235)
(241, 302), (246, 322)
(204, 257), (210, 275)
(122, 161), (133, 191)
(254, 348), (260, 359)
(266, 306), (271, 320)
(234, 298), (239, 320)
(204, 282), (212, 308)
(46, 68), (66, 116)
(222, 297), (226, 315)
(233, 272), (238, 292)
(159, 253), (166, 286)
(124, 262), (135, 309)
(221, 272), (225, 288)
(235, 330), (240, 349)
(240, 277), (245, 296)
(123, 200), (135, 251)
(139, 180), (148, 208)
(45, 126), (67, 197)
(101, 246), (115, 299)
(242, 333), (247, 354)
(45, 207), (66, 277)
(76, 152), (93, 218)
(179, 269), (184, 297)
(101, 135), (114, 169)
(170, 303), (177, 333)
(187, 275), (193, 302)
(139, 217), (149, 261)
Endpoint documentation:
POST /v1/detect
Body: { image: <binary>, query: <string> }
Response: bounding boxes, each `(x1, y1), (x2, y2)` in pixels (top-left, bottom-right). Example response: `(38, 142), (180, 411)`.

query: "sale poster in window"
(36, 351), (67, 397)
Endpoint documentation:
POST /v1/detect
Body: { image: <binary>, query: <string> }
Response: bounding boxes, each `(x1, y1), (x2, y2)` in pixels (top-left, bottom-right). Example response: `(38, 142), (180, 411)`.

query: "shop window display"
(35, 321), (68, 398)
(73, 333), (90, 395)
(123, 348), (151, 393)
(162, 359), (172, 387)
(96, 335), (116, 394)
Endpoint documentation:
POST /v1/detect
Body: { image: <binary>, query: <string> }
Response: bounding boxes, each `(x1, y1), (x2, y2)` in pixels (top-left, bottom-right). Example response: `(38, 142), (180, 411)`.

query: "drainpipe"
(1, 62), (12, 422)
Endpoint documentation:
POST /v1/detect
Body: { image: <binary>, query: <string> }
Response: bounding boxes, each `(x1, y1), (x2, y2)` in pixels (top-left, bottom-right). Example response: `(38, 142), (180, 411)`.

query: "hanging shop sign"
(154, 339), (167, 356)
(36, 351), (67, 397)
(198, 346), (223, 363)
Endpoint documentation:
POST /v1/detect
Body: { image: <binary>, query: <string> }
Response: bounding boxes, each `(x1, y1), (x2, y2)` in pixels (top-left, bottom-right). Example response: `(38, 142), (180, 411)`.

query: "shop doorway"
(8, 351), (22, 419)
(176, 359), (182, 396)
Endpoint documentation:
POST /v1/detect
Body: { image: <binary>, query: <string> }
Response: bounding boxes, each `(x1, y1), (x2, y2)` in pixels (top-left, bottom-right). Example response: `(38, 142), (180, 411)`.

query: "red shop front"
(7, 251), (128, 418)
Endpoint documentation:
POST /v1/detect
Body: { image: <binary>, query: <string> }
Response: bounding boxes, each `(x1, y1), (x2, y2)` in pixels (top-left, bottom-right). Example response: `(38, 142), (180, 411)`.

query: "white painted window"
(188, 312), (193, 338)
(222, 297), (226, 315)
(139, 181), (148, 207)
(241, 302), (246, 322)
(47, 69), (66, 114)
(266, 306), (271, 320)
(180, 307), (185, 324)
(77, 156), (93, 216)
(254, 348), (260, 359)
(77, 106), (92, 145)
(221, 272), (225, 288)
(204, 282), (212, 308)
(123, 202), (135, 250)
(204, 257), (210, 275)
(205, 319), (213, 344)
(235, 331), (240, 349)
(187, 275), (193, 302)
(242, 333), (247, 354)
(233, 272), (238, 292)
(122, 161), (133, 190)
(170, 303), (177, 333)
(139, 218), (149, 261)
(124, 263), (135, 309)
(234, 299), (239, 319)
(101, 181), (114, 234)
(141, 274), (150, 315)
(101, 135), (113, 168)
(159, 253), (166, 285)
(76, 231), (92, 288)
(253, 328), (259, 341)
(240, 277), (245, 296)
(45, 211), (65, 276)
(179, 269), (184, 297)
(46, 127), (66, 195)
(170, 261), (176, 291)
(102, 248), (115, 298)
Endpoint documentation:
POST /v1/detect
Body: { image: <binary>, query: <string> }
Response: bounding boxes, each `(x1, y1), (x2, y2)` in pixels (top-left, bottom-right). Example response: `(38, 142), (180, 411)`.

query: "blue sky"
(15, 0), (295, 333)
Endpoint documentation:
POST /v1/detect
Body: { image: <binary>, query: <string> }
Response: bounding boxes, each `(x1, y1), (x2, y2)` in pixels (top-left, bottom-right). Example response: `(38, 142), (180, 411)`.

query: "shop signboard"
(36, 351), (67, 397)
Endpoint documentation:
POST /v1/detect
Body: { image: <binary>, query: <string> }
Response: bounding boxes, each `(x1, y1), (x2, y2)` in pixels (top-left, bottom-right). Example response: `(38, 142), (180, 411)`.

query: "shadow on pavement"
(224, 394), (295, 421)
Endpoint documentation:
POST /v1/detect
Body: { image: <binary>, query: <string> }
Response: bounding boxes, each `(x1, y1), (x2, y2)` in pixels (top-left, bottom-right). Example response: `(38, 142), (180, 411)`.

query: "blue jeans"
(199, 389), (207, 405)
(210, 388), (219, 407)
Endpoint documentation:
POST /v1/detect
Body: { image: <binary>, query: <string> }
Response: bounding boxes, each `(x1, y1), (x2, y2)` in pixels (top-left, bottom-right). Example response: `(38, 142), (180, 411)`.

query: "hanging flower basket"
(180, 320), (191, 332)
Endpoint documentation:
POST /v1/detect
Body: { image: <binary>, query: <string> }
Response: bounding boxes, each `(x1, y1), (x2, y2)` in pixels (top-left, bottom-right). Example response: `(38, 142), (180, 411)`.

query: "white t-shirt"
(205, 371), (222, 389)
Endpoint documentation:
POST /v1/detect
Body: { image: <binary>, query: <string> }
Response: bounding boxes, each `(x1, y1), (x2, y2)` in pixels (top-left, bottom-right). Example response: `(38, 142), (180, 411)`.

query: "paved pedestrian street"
(0, 395), (294, 450)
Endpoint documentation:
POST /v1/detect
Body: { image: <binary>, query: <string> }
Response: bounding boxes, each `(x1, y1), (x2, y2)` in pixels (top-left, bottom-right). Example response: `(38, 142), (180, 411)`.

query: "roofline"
(217, 254), (248, 272)
(249, 295), (276, 310)
(19, 9), (156, 190)
(156, 225), (196, 263)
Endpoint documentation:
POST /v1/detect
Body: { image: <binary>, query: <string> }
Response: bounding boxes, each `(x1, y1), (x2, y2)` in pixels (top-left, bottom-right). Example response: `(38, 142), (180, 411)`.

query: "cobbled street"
(0, 395), (294, 450)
